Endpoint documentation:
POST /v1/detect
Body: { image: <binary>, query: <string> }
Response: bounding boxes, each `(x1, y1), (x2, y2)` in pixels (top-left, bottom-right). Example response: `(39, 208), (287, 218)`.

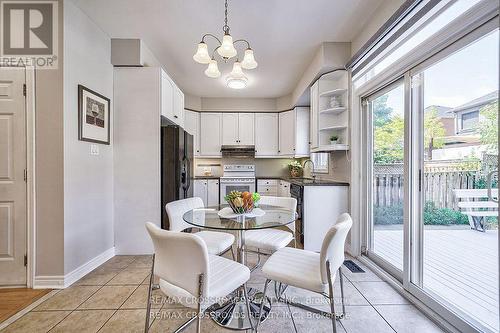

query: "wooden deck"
(374, 227), (499, 332)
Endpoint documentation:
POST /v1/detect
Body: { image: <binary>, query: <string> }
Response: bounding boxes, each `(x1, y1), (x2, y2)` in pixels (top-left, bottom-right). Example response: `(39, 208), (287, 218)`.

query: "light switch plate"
(90, 144), (99, 155)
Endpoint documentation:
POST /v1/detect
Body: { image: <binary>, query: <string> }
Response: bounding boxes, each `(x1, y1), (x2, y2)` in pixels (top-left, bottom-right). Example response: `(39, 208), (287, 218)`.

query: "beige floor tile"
(352, 281), (409, 305)
(121, 285), (167, 309)
(290, 306), (347, 333)
(33, 286), (100, 311)
(148, 308), (236, 333)
(99, 256), (136, 269)
(339, 305), (394, 333)
(74, 268), (122, 286)
(251, 304), (296, 333)
(49, 310), (114, 333)
(341, 260), (383, 282)
(98, 309), (148, 333)
(128, 256), (153, 269)
(107, 268), (150, 285)
(78, 285), (137, 310)
(375, 305), (445, 333)
(1, 311), (70, 333)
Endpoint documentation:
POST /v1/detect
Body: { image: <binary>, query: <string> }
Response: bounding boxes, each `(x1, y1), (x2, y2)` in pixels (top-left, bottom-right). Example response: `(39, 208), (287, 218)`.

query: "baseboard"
(33, 247), (115, 289)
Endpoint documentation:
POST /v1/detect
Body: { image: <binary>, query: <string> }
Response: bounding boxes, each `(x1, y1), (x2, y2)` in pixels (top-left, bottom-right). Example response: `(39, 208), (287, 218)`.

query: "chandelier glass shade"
(193, 0), (257, 89)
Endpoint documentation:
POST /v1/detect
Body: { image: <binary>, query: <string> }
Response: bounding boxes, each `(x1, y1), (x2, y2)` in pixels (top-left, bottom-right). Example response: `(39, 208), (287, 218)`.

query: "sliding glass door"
(366, 81), (406, 275)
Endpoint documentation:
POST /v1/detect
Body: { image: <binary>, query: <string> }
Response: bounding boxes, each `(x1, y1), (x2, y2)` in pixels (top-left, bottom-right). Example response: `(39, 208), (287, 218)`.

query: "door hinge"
(24, 169), (27, 182)
(24, 254), (27, 267)
(23, 84), (26, 96)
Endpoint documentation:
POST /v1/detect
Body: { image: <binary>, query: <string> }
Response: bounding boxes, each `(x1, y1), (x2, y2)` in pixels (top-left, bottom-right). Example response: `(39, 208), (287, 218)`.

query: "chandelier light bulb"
(193, 42), (211, 64)
(204, 59), (221, 78)
(217, 34), (238, 59)
(241, 48), (258, 69)
(226, 61), (248, 89)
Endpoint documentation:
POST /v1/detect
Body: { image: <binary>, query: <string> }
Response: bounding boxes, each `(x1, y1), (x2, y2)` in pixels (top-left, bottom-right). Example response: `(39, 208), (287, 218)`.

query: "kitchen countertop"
(192, 176), (220, 180)
(257, 176), (349, 186)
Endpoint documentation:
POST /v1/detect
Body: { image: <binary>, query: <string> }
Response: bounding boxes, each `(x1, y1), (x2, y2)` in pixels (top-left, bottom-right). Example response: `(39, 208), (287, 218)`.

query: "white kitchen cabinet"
(279, 110), (295, 156)
(257, 179), (279, 196)
(222, 113), (255, 145)
(184, 110), (200, 156)
(310, 81), (319, 150)
(207, 179), (220, 206)
(255, 113), (279, 157)
(161, 70), (184, 127)
(222, 113), (239, 145)
(200, 113), (222, 157)
(279, 180), (291, 197)
(194, 179), (219, 206)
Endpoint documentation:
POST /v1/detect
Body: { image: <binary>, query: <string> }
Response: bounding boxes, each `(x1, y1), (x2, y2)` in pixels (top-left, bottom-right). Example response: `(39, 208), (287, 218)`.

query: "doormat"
(343, 260), (365, 273)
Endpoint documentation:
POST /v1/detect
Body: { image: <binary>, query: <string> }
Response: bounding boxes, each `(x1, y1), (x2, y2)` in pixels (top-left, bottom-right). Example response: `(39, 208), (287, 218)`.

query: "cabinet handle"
(174, 115), (178, 118)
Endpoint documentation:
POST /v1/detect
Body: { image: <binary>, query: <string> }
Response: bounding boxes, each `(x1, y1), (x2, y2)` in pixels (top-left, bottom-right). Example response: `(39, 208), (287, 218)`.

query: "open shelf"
(320, 107), (347, 114)
(319, 88), (347, 98)
(319, 125), (347, 131)
(312, 144), (350, 152)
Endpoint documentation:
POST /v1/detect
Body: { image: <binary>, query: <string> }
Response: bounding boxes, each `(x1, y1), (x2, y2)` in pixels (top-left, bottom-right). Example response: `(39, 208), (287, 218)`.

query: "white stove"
(220, 165), (256, 203)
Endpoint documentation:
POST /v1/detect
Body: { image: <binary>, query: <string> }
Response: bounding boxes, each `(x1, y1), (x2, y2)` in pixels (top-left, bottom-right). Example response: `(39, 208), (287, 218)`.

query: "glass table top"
(182, 204), (297, 231)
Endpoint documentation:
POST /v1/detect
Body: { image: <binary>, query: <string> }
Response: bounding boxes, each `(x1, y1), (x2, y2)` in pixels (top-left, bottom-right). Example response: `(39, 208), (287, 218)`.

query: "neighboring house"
(425, 105), (454, 136)
(450, 90), (498, 134)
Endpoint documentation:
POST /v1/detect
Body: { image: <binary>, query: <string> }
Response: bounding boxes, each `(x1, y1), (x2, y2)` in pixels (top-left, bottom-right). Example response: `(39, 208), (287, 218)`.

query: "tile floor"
(0, 254), (445, 333)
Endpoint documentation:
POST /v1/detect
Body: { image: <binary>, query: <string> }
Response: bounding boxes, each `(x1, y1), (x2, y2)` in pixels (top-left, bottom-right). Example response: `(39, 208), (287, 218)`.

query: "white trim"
(63, 247), (115, 287)
(33, 247), (115, 289)
(0, 290), (59, 331)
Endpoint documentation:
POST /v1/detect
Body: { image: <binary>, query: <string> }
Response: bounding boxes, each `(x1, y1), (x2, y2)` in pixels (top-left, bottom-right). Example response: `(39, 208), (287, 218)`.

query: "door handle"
(487, 170), (498, 203)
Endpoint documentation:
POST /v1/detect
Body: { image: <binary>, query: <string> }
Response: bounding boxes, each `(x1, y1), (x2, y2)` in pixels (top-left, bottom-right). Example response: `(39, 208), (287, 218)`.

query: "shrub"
(423, 202), (469, 225)
(374, 204), (403, 225)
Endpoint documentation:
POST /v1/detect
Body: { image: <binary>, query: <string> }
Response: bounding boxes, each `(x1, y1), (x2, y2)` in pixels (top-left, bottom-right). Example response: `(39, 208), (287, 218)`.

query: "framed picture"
(78, 84), (110, 145)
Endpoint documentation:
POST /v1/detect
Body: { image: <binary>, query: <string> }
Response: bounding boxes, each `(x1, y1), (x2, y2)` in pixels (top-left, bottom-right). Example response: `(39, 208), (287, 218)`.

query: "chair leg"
(243, 284), (254, 331)
(338, 267), (346, 318)
(144, 254), (155, 333)
(326, 261), (337, 333)
(197, 273), (204, 333)
(256, 279), (270, 332)
(230, 246), (236, 261)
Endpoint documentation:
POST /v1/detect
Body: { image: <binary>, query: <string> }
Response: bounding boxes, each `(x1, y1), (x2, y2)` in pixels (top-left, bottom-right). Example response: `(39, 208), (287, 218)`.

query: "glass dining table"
(182, 204), (297, 330)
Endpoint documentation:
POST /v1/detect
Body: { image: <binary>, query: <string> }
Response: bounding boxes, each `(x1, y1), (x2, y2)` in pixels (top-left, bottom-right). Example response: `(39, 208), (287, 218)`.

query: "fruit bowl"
(225, 191), (261, 214)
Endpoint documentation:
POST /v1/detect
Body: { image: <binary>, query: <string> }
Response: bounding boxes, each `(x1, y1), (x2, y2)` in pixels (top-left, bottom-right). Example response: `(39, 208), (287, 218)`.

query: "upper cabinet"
(310, 70), (349, 152)
(184, 110), (200, 156)
(161, 69), (184, 127)
(279, 107), (310, 157)
(222, 113), (255, 145)
(255, 113), (279, 157)
(199, 113), (222, 157)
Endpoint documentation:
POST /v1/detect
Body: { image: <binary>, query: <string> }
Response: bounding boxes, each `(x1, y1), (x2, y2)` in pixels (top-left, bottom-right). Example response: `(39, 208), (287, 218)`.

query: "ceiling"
(75, 0), (386, 98)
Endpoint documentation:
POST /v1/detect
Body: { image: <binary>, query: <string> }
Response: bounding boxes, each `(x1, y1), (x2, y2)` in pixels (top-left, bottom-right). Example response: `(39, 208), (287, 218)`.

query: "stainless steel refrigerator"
(161, 122), (193, 229)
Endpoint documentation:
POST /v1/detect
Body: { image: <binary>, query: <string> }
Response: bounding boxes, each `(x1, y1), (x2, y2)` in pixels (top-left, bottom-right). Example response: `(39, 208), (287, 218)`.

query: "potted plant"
(288, 160), (303, 178)
(330, 135), (339, 145)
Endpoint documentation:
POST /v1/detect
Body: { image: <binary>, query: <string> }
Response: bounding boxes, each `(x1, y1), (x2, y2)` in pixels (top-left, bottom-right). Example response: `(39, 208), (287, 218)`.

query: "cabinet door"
(200, 113), (222, 156)
(173, 87), (184, 127)
(310, 81), (319, 149)
(161, 71), (174, 121)
(193, 180), (208, 206)
(255, 113), (278, 157)
(184, 111), (200, 155)
(279, 110), (295, 156)
(281, 181), (291, 197)
(222, 113), (239, 145)
(295, 107), (310, 157)
(238, 113), (255, 145)
(207, 179), (219, 206)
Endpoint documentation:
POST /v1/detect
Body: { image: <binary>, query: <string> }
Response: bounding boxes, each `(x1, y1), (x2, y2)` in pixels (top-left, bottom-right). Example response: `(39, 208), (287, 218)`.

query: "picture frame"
(78, 84), (111, 145)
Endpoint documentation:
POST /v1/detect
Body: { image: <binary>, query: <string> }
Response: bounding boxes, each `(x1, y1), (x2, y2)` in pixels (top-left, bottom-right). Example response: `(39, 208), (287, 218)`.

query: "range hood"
(220, 145), (256, 158)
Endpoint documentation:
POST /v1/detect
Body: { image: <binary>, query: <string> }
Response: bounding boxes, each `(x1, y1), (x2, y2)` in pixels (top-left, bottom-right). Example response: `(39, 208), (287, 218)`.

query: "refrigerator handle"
(184, 156), (191, 192)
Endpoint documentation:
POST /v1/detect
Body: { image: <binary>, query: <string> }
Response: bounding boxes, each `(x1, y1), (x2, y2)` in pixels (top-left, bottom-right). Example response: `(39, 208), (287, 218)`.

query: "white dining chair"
(166, 197), (236, 258)
(256, 213), (353, 333)
(244, 196), (297, 268)
(145, 222), (252, 333)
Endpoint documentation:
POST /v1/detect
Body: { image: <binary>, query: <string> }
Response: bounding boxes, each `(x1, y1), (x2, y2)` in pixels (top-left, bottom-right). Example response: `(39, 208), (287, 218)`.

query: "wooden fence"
(374, 165), (479, 209)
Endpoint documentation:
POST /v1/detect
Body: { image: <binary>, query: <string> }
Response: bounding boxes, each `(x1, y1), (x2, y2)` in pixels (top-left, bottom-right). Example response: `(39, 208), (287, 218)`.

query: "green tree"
(424, 107), (446, 160)
(477, 101), (498, 154)
(373, 95), (393, 127)
(374, 115), (404, 163)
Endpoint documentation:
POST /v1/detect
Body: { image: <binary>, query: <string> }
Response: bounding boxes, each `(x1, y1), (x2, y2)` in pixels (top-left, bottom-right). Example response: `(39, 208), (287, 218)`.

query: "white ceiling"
(75, 0), (385, 98)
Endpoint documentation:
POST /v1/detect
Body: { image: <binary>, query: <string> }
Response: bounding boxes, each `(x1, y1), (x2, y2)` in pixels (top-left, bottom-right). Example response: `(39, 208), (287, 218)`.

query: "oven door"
(220, 180), (256, 203)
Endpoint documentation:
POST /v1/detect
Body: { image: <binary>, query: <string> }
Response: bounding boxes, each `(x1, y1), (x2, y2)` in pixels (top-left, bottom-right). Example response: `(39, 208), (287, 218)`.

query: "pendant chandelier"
(193, 0), (257, 89)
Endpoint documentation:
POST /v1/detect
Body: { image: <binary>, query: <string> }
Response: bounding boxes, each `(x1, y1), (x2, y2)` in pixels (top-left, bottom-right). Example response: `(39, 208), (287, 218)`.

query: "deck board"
(373, 227), (499, 332)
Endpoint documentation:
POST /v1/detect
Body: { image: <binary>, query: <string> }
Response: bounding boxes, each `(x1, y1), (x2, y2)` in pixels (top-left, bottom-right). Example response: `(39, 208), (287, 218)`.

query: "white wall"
(63, 0), (114, 274)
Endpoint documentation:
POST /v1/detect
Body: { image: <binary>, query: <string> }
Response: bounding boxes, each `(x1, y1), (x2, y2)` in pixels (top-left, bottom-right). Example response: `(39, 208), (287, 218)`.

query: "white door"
(0, 67), (27, 286)
(184, 110), (200, 155)
(222, 113), (239, 145)
(255, 113), (278, 157)
(207, 179), (219, 206)
(238, 113), (255, 145)
(200, 113), (222, 156)
(193, 180), (208, 206)
(279, 110), (295, 156)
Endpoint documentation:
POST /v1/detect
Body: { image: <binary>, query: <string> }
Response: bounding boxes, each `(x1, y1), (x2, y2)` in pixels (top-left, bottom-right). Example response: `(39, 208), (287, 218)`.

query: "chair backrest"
(259, 196), (297, 231)
(319, 213), (353, 284)
(145, 222), (209, 297)
(165, 197), (204, 232)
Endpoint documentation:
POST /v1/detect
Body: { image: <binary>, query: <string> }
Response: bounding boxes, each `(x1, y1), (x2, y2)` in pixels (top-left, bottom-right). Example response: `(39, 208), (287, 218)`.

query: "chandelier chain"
(223, 0), (229, 35)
